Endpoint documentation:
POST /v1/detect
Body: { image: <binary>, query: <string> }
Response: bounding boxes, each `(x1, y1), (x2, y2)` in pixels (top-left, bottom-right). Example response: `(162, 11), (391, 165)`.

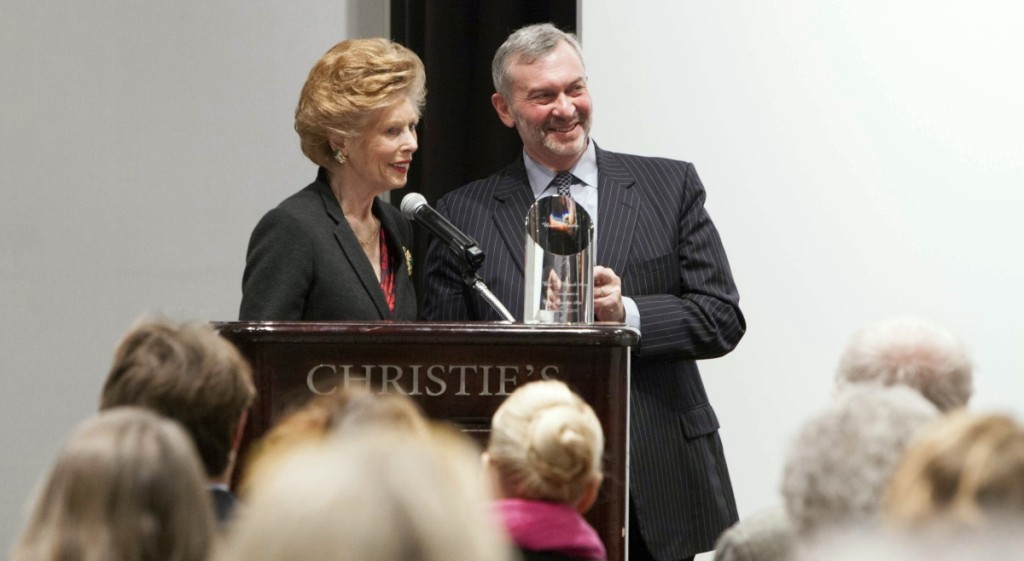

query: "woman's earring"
(333, 149), (347, 165)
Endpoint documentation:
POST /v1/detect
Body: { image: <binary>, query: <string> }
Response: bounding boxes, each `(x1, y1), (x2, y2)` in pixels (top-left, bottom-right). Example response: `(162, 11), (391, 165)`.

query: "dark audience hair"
(99, 317), (255, 478)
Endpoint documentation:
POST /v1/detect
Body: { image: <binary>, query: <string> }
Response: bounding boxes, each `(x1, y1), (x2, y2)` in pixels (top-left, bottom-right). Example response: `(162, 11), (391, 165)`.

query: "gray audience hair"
(835, 316), (972, 412)
(781, 385), (940, 539)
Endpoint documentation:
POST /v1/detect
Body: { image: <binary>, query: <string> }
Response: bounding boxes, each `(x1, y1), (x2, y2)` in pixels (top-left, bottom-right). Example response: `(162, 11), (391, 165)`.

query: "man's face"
(492, 41), (592, 171)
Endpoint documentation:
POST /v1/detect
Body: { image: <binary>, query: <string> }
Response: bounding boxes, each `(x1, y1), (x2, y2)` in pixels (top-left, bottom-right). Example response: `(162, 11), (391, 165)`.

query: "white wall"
(583, 0), (1024, 542)
(0, 0), (385, 549)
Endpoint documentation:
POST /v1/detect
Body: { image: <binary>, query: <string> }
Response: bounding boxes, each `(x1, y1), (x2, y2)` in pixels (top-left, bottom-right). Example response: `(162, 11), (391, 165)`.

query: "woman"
(240, 38), (424, 320)
(10, 407), (216, 561)
(485, 380), (607, 561)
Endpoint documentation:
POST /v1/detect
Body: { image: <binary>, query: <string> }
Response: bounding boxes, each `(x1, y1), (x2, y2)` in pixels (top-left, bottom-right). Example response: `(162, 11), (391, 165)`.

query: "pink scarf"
(494, 498), (607, 561)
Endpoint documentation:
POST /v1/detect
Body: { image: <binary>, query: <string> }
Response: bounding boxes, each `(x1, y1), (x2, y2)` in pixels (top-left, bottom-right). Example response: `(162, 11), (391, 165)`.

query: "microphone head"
(400, 192), (428, 219)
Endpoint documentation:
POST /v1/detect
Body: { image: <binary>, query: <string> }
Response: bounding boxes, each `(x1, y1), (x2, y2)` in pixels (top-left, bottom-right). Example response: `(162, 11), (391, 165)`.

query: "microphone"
(401, 193), (485, 270)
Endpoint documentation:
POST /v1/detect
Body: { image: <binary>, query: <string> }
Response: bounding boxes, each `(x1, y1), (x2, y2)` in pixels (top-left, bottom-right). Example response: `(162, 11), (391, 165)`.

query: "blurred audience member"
(715, 317), (970, 561)
(485, 380), (606, 561)
(886, 411), (1024, 529)
(223, 425), (513, 561)
(836, 316), (972, 411)
(717, 386), (939, 561)
(713, 506), (794, 561)
(10, 407), (216, 561)
(99, 318), (255, 524)
(239, 387), (427, 494)
(782, 386), (939, 544)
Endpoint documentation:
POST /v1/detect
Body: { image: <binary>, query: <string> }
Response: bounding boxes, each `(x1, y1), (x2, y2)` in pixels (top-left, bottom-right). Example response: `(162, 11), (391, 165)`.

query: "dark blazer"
(421, 146), (745, 559)
(240, 169), (416, 321)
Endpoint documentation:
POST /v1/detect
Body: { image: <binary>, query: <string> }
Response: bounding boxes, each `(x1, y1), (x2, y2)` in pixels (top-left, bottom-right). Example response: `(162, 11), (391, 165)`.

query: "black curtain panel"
(390, 0), (576, 298)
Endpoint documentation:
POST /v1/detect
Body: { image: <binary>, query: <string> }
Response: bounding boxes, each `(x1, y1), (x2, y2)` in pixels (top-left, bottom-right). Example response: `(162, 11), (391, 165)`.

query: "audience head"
(835, 316), (972, 412)
(781, 385), (940, 539)
(486, 380), (604, 510)
(295, 38), (426, 167)
(240, 387), (427, 493)
(11, 407), (216, 561)
(99, 317), (255, 481)
(224, 425), (512, 561)
(885, 411), (1024, 529)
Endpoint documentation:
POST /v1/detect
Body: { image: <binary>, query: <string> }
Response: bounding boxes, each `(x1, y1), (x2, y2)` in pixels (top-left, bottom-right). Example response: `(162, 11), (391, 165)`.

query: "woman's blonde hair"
(885, 411), (1024, 529)
(11, 407), (216, 561)
(295, 38), (426, 167)
(486, 380), (604, 504)
(224, 425), (512, 561)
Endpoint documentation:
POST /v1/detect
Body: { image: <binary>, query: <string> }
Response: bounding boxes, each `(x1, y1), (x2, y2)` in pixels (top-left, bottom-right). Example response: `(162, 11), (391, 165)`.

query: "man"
(421, 23), (745, 561)
(99, 318), (256, 525)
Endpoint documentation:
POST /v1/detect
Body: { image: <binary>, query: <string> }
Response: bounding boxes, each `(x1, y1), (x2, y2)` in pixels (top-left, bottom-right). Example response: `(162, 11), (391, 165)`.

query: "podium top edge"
(210, 321), (640, 347)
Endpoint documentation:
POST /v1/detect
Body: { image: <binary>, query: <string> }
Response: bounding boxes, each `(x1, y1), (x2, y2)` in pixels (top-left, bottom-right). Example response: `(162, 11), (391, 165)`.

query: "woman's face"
(343, 97), (419, 194)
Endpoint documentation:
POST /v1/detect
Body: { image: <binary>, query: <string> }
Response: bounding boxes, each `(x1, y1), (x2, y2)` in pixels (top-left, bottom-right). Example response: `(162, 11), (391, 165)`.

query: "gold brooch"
(404, 248), (413, 276)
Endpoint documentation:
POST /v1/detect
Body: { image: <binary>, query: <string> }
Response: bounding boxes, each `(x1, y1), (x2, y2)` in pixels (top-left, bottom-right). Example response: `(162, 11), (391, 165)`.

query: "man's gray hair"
(492, 23), (585, 101)
(836, 317), (973, 412)
(781, 385), (940, 538)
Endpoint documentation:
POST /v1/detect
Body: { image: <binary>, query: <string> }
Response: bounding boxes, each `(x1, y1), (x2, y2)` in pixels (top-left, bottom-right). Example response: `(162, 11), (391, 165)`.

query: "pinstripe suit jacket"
(421, 146), (745, 559)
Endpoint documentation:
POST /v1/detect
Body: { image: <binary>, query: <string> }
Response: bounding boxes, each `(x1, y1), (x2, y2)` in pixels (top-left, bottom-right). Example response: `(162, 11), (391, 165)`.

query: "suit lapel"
(491, 162), (534, 276)
(595, 148), (639, 275)
(317, 182), (391, 319)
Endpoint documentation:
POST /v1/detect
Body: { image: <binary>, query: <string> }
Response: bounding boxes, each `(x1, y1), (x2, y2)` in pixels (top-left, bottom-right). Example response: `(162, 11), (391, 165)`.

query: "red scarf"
(377, 229), (395, 312)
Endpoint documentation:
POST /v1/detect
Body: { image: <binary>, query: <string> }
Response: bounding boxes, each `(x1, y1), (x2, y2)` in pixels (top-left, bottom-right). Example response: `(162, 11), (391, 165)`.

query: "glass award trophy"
(523, 195), (595, 324)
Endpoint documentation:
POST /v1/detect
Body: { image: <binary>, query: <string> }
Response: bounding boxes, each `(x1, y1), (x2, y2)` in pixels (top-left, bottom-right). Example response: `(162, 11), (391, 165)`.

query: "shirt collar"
(524, 140), (599, 198)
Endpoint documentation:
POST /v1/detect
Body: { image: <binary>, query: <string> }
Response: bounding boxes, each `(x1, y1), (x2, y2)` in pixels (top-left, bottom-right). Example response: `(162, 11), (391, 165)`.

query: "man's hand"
(594, 266), (625, 322)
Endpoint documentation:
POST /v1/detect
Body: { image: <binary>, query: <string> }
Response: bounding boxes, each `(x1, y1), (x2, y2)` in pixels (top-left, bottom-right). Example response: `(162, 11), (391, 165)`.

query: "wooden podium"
(214, 321), (638, 561)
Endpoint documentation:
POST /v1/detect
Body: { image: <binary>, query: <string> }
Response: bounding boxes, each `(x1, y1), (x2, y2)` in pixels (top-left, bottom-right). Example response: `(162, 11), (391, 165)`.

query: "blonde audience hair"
(295, 38), (426, 167)
(885, 411), (1024, 529)
(11, 407), (216, 561)
(223, 425), (513, 561)
(486, 379), (604, 504)
(239, 387), (428, 495)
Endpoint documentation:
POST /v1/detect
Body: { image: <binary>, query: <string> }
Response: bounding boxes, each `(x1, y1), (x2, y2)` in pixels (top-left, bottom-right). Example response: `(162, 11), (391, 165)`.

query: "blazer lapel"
(317, 182), (391, 319)
(491, 162), (534, 276)
(595, 147), (639, 275)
